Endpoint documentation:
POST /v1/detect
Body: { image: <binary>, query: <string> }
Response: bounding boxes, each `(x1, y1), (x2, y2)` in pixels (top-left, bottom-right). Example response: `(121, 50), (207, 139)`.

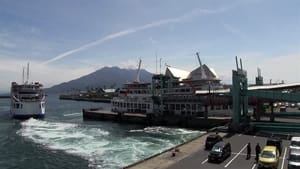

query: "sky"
(0, 0), (299, 92)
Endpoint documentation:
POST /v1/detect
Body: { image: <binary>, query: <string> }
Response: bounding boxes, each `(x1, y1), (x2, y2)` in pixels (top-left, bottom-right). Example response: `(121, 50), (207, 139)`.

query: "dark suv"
(205, 134), (223, 150)
(208, 141), (231, 162)
(266, 138), (282, 155)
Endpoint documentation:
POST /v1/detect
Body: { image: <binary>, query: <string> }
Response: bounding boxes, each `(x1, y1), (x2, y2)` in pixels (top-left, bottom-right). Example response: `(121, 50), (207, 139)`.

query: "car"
(208, 141), (231, 163)
(205, 134), (223, 150)
(258, 146), (280, 169)
(288, 148), (300, 169)
(266, 137), (282, 155)
(290, 137), (300, 149)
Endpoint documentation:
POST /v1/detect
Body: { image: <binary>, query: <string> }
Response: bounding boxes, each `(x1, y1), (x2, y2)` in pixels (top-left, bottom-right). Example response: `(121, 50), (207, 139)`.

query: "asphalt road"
(168, 134), (290, 169)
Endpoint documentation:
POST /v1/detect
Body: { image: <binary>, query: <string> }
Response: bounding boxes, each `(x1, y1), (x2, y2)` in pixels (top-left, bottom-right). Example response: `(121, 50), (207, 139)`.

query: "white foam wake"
(17, 119), (203, 169)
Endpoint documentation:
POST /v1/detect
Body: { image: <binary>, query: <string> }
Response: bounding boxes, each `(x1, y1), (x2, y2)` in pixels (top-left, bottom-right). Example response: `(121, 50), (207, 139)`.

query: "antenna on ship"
(155, 52), (158, 74)
(26, 62), (30, 84)
(159, 58), (162, 74)
(136, 58), (142, 83)
(22, 66), (25, 84)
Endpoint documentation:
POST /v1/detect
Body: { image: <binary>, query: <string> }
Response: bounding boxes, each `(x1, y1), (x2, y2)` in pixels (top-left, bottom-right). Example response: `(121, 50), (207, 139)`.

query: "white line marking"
(281, 147), (287, 169)
(231, 152), (255, 156)
(224, 144), (248, 168)
(238, 134), (242, 136)
(251, 163), (256, 169)
(201, 158), (208, 164)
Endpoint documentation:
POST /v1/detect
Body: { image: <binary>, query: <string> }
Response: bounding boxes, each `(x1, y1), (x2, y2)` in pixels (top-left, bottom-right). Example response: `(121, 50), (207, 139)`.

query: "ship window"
(176, 104), (180, 110)
(186, 104), (191, 110)
(181, 104), (185, 110)
(16, 103), (20, 109)
(170, 104), (175, 110)
(192, 104), (196, 110)
(127, 103), (130, 108)
(147, 104), (150, 109)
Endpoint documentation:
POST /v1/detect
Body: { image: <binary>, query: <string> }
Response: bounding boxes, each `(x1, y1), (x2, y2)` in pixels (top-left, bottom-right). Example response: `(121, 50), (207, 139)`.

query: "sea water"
(0, 95), (204, 169)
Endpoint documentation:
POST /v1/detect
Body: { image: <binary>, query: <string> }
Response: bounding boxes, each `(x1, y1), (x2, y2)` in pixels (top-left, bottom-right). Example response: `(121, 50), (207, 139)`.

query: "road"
(168, 134), (290, 169)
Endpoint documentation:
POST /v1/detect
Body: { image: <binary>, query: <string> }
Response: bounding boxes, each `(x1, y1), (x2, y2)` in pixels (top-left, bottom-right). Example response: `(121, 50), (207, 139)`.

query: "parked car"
(205, 134), (223, 150)
(258, 146), (280, 169)
(266, 137), (282, 155)
(288, 148), (300, 169)
(208, 141), (231, 163)
(290, 137), (300, 149)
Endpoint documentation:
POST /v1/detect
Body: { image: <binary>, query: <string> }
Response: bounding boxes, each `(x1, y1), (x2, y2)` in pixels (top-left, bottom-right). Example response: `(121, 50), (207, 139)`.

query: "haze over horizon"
(0, 0), (299, 93)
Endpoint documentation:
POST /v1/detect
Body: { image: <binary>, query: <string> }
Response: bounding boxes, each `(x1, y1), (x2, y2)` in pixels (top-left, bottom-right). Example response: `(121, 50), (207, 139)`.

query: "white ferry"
(111, 59), (157, 114)
(10, 63), (45, 119)
(111, 54), (231, 116)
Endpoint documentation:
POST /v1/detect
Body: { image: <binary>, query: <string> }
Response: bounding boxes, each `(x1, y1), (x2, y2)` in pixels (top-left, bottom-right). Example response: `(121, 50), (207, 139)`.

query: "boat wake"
(17, 118), (203, 169)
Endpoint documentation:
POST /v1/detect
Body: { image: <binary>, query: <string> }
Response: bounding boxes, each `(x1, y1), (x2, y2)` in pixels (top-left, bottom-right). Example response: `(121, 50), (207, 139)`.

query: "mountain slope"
(46, 66), (153, 93)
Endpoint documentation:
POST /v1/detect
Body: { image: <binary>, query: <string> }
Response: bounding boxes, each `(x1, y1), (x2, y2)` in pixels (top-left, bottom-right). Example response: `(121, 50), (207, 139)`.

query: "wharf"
(82, 108), (231, 129)
(0, 95), (10, 98)
(60, 95), (111, 103)
(125, 132), (291, 169)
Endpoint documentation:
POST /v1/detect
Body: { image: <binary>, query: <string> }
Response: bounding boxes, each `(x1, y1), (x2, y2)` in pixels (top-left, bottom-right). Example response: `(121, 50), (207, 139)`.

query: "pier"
(82, 108), (230, 129)
(124, 132), (291, 169)
(81, 57), (300, 169)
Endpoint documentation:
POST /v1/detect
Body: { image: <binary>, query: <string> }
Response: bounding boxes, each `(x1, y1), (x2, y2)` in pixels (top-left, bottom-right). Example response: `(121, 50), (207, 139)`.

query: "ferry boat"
(111, 59), (157, 114)
(10, 63), (45, 119)
(111, 54), (231, 116)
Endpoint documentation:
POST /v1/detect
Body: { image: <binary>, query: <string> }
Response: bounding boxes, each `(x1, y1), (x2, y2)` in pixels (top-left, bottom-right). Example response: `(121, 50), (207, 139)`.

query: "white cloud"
(223, 23), (247, 39)
(42, 6), (231, 65)
(212, 53), (300, 84)
(120, 59), (139, 69)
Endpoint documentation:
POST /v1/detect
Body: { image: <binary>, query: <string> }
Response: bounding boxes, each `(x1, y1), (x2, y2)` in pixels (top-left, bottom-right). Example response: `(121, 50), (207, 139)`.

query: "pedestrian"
(246, 142), (251, 160)
(255, 143), (261, 162)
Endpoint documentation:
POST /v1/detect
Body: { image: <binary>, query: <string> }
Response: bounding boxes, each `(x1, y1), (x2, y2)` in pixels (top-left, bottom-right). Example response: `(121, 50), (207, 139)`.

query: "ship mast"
(136, 59), (142, 83)
(22, 66), (25, 84)
(196, 52), (207, 79)
(26, 62), (30, 84)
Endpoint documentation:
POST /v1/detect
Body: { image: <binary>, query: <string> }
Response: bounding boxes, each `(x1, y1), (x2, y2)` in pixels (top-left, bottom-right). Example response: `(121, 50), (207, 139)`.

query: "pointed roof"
(165, 67), (190, 81)
(187, 64), (219, 81)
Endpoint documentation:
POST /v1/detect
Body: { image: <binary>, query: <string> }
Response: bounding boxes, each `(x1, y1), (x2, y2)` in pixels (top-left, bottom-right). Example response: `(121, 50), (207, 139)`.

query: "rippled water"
(0, 95), (204, 169)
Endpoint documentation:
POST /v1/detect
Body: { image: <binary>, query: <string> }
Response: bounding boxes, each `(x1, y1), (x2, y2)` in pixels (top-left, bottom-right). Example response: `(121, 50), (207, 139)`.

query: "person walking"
(246, 142), (251, 160)
(255, 143), (261, 162)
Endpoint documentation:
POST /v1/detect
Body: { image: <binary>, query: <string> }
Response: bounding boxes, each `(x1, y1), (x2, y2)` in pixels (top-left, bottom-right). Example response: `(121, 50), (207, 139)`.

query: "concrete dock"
(124, 132), (226, 169)
(82, 108), (231, 129)
(125, 132), (291, 169)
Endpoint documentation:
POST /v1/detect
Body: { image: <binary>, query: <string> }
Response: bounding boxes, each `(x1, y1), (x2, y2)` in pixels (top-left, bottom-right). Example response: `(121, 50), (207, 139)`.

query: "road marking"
(251, 163), (256, 169)
(224, 144), (248, 168)
(238, 134), (242, 136)
(231, 152), (255, 156)
(201, 158), (208, 164)
(281, 147), (287, 169)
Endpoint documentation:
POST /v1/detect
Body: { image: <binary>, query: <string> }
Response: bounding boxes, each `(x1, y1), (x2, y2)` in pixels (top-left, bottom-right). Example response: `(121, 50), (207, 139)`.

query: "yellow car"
(258, 146), (280, 169)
